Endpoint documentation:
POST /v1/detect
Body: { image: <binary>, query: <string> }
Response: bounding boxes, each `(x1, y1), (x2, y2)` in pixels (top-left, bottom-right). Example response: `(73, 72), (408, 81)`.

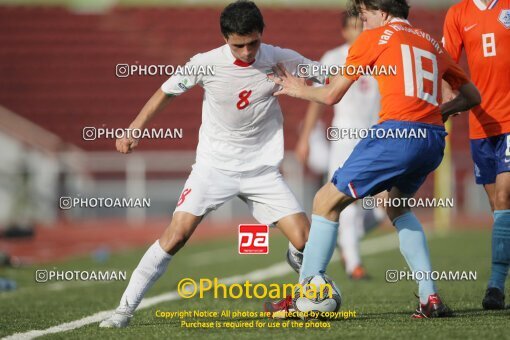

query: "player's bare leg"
(483, 173), (510, 309)
(483, 183), (496, 212)
(312, 183), (355, 221)
(493, 173), (510, 211)
(274, 212), (309, 273)
(99, 212), (202, 328)
(276, 212), (309, 251)
(159, 212), (203, 254)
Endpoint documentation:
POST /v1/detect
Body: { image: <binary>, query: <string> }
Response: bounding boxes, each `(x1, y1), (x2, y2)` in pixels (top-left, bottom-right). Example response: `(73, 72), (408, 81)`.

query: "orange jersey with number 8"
(443, 0), (510, 139)
(344, 19), (470, 126)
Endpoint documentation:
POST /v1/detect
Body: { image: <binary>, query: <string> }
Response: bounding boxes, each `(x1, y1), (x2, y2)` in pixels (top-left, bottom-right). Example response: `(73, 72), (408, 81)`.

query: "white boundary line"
(3, 233), (400, 339)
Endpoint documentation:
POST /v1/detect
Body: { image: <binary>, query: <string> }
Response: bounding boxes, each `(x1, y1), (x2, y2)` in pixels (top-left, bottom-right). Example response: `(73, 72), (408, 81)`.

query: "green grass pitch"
(1, 228), (509, 339)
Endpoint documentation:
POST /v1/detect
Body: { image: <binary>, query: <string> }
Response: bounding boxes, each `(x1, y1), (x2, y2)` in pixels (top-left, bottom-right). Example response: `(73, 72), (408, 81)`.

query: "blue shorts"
(470, 133), (510, 185)
(331, 120), (447, 198)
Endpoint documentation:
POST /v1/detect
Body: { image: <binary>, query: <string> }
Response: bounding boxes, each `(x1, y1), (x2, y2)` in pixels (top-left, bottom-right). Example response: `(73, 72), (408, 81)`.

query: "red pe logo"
(238, 224), (269, 254)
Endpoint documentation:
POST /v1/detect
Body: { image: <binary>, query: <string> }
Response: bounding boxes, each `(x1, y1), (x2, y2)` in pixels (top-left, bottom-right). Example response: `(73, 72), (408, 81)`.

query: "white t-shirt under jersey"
(162, 43), (320, 172)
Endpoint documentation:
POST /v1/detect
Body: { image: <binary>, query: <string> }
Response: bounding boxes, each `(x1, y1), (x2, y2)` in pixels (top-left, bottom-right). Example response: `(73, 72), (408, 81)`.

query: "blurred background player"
(443, 0), (510, 310)
(267, 0), (481, 318)
(294, 12), (385, 280)
(99, 0), (327, 328)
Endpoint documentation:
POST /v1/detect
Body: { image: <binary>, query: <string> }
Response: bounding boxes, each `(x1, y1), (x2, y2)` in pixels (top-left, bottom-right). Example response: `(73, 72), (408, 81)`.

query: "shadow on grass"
(449, 307), (509, 317)
(361, 307), (509, 321)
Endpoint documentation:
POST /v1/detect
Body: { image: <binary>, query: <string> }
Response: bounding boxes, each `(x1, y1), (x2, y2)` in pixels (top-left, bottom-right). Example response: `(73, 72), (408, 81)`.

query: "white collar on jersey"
(473, 0), (499, 11)
(389, 18), (412, 25)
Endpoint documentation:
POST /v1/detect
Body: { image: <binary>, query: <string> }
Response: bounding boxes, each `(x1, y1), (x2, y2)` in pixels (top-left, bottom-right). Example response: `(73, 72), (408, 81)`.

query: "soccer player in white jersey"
(99, 0), (323, 328)
(295, 12), (385, 280)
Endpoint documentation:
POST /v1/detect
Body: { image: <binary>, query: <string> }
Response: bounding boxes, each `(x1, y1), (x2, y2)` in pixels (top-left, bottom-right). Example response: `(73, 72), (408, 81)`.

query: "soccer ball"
(292, 274), (342, 319)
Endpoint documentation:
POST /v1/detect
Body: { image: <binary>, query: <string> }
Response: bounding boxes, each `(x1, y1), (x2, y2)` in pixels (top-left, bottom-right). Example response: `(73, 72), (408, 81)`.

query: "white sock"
(288, 241), (304, 273)
(288, 241), (303, 255)
(116, 240), (172, 315)
(338, 204), (363, 274)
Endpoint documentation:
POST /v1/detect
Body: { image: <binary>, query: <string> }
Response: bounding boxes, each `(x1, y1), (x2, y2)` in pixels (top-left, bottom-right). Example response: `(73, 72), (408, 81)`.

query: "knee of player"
(312, 186), (333, 211)
(159, 230), (190, 254)
(312, 194), (327, 216)
(386, 206), (410, 223)
(494, 189), (510, 210)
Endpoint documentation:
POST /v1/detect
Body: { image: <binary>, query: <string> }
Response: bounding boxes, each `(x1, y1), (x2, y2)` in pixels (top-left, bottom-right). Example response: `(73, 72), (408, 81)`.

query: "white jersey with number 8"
(162, 43), (319, 171)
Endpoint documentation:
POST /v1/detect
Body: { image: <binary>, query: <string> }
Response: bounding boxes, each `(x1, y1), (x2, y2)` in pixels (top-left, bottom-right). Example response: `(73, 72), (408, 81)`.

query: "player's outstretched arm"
(440, 82), (481, 123)
(116, 88), (174, 154)
(270, 63), (354, 106)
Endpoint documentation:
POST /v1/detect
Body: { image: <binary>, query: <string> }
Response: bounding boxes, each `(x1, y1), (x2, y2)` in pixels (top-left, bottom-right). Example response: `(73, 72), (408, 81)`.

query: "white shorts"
(174, 162), (304, 226)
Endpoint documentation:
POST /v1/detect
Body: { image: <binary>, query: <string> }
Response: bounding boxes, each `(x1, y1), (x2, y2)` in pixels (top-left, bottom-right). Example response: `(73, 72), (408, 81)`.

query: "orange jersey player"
(265, 0), (481, 319)
(444, 0), (510, 139)
(443, 0), (510, 310)
(345, 17), (470, 127)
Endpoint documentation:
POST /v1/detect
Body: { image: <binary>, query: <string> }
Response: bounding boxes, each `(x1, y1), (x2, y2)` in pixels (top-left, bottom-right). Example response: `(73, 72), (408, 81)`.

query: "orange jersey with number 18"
(443, 0), (510, 139)
(344, 19), (470, 126)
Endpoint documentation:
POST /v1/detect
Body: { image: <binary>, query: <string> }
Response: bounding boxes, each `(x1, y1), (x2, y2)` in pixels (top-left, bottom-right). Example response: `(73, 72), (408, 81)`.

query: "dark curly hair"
(220, 0), (265, 38)
(349, 0), (410, 19)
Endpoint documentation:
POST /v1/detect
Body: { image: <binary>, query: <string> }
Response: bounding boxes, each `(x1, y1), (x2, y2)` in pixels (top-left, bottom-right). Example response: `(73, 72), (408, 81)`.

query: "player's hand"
(295, 137), (310, 165)
(441, 80), (457, 103)
(269, 63), (307, 98)
(116, 136), (139, 154)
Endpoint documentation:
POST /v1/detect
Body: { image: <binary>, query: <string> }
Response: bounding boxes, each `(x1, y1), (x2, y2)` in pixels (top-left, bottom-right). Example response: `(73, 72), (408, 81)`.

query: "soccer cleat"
(264, 294), (294, 318)
(349, 265), (370, 280)
(412, 293), (453, 318)
(482, 287), (506, 310)
(286, 249), (303, 274)
(99, 311), (132, 328)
